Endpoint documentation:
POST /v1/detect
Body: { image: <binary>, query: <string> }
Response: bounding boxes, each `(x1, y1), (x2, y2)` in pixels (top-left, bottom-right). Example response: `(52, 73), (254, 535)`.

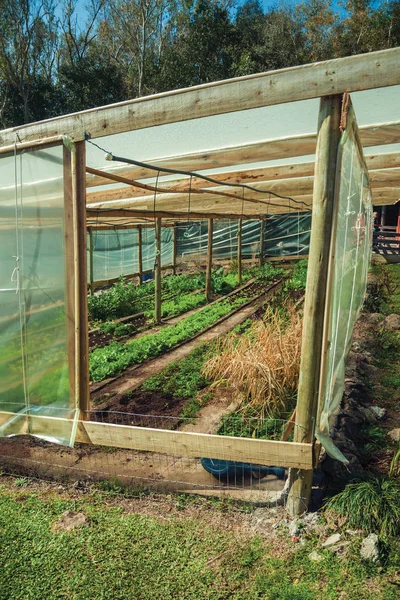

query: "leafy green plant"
(324, 476), (400, 538)
(360, 425), (389, 453)
(89, 296), (248, 382)
(389, 442), (400, 478)
(284, 259), (308, 292)
(99, 321), (137, 337)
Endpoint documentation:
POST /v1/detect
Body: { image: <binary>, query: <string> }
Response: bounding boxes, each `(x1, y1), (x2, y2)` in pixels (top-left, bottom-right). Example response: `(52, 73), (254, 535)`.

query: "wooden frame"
(1, 47), (399, 145)
(0, 411), (313, 470)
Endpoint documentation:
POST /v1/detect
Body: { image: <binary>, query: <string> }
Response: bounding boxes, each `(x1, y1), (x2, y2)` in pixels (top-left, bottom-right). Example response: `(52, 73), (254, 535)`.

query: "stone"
(383, 314), (400, 331)
(357, 406), (379, 424)
(370, 406), (387, 420)
(309, 550), (324, 562)
(360, 533), (380, 563)
(322, 533), (341, 548)
(388, 428), (400, 442)
(288, 519), (301, 537)
(328, 541), (351, 555)
(52, 511), (89, 532)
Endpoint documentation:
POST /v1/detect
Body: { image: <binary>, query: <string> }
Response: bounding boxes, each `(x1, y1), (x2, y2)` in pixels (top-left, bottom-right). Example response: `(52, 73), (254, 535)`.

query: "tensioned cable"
(85, 136), (310, 210)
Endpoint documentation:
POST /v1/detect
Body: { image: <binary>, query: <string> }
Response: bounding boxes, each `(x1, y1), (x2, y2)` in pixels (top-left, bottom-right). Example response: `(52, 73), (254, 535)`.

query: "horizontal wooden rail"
(1, 47), (399, 145)
(0, 411), (313, 470)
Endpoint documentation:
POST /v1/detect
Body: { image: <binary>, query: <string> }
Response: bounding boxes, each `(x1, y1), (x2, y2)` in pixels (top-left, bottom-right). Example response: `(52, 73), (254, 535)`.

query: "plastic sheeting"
(0, 144), (77, 446)
(316, 108), (373, 462)
(89, 227), (173, 282)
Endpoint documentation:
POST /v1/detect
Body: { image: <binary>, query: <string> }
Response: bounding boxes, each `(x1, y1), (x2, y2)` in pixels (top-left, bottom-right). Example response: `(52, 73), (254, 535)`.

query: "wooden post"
(206, 218), (213, 301)
(259, 219), (264, 268)
(237, 218), (243, 285)
(63, 146), (76, 407)
(287, 94), (342, 516)
(88, 228), (94, 296)
(72, 140), (90, 418)
(138, 225), (143, 284)
(154, 217), (162, 323)
(172, 223), (177, 275)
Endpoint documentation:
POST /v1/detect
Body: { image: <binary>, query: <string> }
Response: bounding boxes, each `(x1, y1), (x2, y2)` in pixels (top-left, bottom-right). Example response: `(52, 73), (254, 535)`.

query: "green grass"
(0, 484), (399, 600)
(324, 476), (400, 538)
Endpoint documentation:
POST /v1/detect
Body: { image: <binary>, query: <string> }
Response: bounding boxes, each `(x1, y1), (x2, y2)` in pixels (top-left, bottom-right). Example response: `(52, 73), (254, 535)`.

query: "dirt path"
(91, 286), (279, 405)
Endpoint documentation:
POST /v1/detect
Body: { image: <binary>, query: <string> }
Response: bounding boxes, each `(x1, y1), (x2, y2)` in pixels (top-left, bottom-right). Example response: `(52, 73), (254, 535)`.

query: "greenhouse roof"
(0, 47), (400, 226)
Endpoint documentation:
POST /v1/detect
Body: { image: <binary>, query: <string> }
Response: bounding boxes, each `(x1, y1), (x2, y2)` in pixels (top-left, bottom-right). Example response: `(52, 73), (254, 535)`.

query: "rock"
(345, 529), (360, 536)
(357, 406), (379, 424)
(360, 533), (380, 563)
(52, 511), (89, 532)
(365, 313), (384, 325)
(370, 406), (387, 420)
(383, 314), (400, 331)
(250, 509), (278, 533)
(328, 541), (351, 555)
(309, 550), (324, 562)
(288, 519), (301, 537)
(388, 428), (400, 442)
(322, 533), (341, 548)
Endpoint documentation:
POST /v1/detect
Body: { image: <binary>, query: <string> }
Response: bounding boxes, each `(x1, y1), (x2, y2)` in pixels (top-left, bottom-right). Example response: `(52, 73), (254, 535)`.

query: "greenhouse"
(0, 47), (399, 516)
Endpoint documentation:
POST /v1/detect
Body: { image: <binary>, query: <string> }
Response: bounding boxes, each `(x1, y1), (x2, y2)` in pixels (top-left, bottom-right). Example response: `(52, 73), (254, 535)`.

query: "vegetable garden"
(1, 48), (399, 517)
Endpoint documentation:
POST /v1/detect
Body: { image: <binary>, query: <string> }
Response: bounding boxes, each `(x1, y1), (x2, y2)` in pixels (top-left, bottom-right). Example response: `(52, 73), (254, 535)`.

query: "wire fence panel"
(316, 107), (373, 462)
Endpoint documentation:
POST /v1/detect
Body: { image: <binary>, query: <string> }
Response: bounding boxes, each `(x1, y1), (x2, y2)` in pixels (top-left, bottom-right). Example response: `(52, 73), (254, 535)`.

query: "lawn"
(0, 480), (398, 600)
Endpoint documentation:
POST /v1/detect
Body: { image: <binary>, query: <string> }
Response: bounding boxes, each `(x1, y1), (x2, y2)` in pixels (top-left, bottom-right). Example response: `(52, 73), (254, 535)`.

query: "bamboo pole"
(259, 219), (264, 268)
(238, 218), (243, 285)
(73, 140), (90, 417)
(287, 94), (342, 516)
(88, 228), (94, 296)
(206, 218), (213, 301)
(172, 223), (177, 275)
(138, 225), (143, 284)
(154, 217), (162, 323)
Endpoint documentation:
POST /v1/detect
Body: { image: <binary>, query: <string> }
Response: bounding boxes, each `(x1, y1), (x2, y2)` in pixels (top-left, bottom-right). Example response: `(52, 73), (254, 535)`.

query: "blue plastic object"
(142, 272), (153, 283)
(200, 457), (285, 480)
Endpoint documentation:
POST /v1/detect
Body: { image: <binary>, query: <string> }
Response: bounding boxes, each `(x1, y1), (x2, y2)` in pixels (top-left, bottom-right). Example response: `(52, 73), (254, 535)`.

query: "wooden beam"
(88, 228), (94, 296)
(2, 47), (400, 145)
(63, 146), (76, 408)
(238, 218), (243, 285)
(172, 224), (177, 275)
(259, 220), (264, 268)
(73, 141), (90, 416)
(86, 209), (287, 221)
(287, 94), (343, 516)
(137, 225), (143, 284)
(154, 217), (162, 323)
(206, 218), (213, 301)
(85, 123), (400, 193)
(0, 411), (314, 470)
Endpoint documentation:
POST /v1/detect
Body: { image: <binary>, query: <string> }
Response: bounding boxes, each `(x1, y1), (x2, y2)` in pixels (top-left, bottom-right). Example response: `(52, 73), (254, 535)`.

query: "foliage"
(389, 442), (400, 478)
(203, 304), (302, 417)
(1, 484), (399, 600)
(145, 292), (207, 320)
(360, 425), (389, 454)
(89, 295), (248, 381)
(98, 321), (137, 337)
(364, 265), (399, 313)
(284, 259), (308, 292)
(217, 407), (288, 440)
(324, 475), (400, 538)
(141, 343), (211, 401)
(2, 1), (400, 129)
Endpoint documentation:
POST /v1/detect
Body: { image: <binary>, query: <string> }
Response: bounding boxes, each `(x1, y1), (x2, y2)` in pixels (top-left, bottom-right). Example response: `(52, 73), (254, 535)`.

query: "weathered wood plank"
(0, 412), (313, 469)
(1, 48), (400, 145)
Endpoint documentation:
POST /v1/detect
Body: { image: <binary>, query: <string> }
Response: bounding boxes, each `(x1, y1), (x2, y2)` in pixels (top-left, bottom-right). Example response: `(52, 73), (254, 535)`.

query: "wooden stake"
(63, 146), (76, 407)
(138, 225), (143, 284)
(259, 219), (264, 268)
(172, 223), (177, 275)
(154, 217), (162, 323)
(238, 218), (243, 285)
(206, 218), (213, 301)
(88, 228), (94, 296)
(73, 141), (90, 417)
(287, 95), (342, 516)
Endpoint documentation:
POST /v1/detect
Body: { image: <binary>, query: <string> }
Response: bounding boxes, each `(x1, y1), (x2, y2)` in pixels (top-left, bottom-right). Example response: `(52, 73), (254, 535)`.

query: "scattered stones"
(322, 533), (341, 548)
(345, 529), (360, 536)
(309, 550), (324, 562)
(360, 533), (380, 563)
(328, 541), (350, 556)
(52, 510), (89, 532)
(388, 428), (400, 442)
(370, 405), (387, 420)
(383, 314), (400, 331)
